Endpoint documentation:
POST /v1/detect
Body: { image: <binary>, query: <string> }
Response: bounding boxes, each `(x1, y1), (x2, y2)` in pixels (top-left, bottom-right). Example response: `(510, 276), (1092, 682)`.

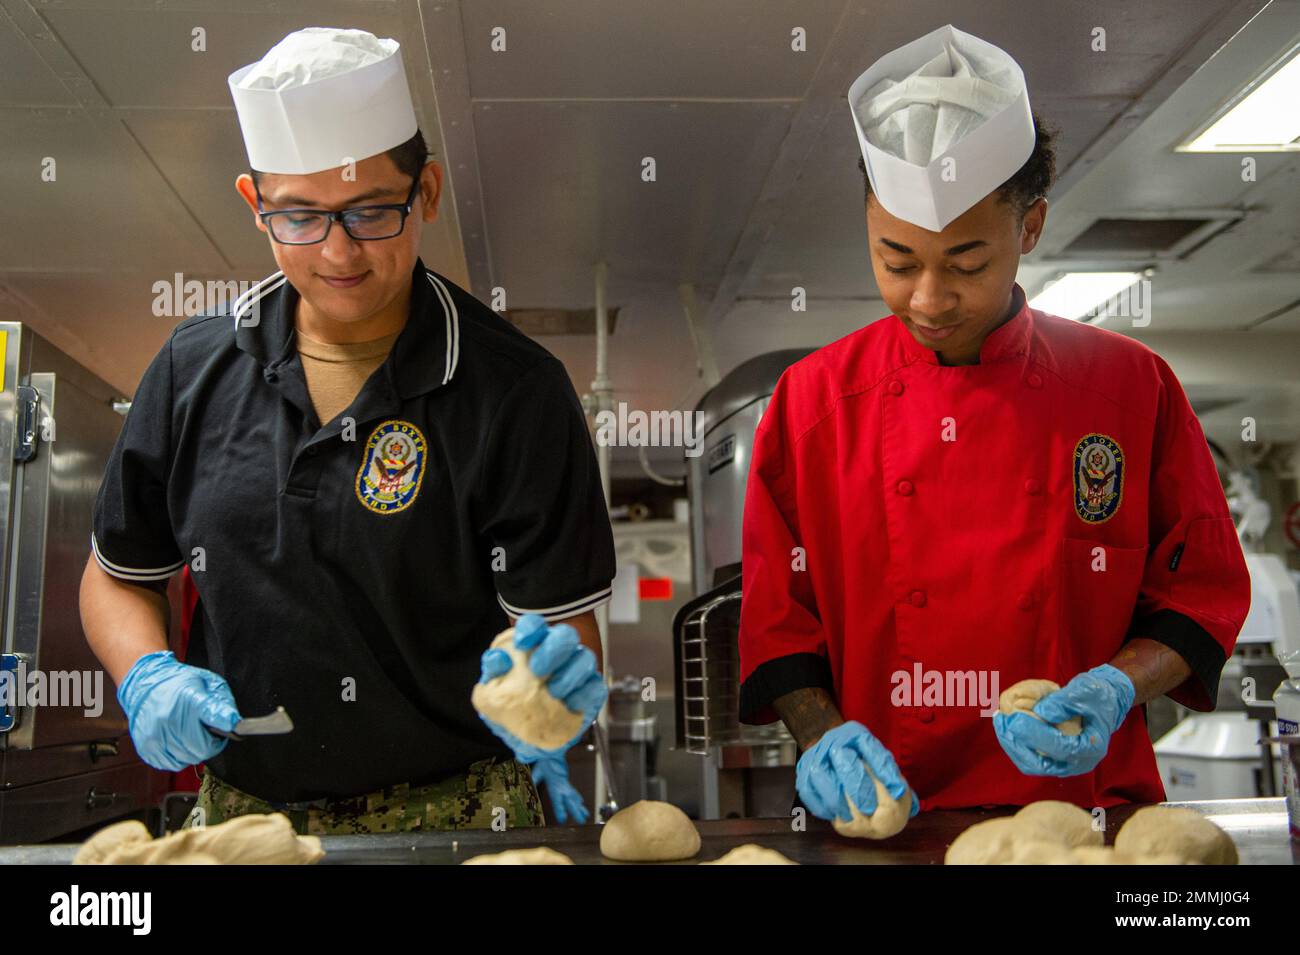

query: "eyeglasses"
(255, 177), (421, 245)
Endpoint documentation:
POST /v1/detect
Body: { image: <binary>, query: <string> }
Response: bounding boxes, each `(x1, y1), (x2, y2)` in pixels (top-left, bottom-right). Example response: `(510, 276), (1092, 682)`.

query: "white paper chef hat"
(848, 25), (1035, 232)
(228, 27), (418, 175)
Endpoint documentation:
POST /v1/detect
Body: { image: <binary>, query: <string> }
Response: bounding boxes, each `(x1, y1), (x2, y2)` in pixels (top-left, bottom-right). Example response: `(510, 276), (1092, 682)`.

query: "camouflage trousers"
(183, 757), (545, 835)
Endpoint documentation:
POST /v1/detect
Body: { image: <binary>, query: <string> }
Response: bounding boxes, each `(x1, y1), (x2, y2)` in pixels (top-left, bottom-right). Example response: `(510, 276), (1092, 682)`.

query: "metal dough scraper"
(204, 706), (294, 740)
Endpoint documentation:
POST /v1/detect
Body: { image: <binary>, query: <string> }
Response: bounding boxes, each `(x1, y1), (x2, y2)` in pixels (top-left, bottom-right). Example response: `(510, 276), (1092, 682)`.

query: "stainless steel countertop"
(2, 798), (1294, 865)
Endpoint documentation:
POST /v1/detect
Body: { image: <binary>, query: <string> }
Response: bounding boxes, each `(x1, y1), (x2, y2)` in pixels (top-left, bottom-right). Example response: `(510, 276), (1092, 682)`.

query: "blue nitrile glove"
(993, 664), (1136, 777)
(477, 614), (609, 824)
(527, 755), (590, 826)
(795, 720), (920, 824)
(116, 650), (242, 773)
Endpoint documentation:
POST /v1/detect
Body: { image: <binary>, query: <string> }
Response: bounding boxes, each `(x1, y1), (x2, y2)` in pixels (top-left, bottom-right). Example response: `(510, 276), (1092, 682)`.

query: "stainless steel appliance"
(677, 350), (811, 818)
(687, 349), (812, 596)
(0, 323), (173, 843)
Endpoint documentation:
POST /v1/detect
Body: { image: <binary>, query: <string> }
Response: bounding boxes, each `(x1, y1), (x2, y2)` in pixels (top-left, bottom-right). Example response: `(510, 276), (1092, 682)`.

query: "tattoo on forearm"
(772, 687), (845, 751)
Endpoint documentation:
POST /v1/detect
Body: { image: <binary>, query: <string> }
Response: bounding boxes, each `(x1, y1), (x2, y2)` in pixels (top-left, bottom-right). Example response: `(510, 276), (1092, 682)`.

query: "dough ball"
(73, 820), (154, 865)
(944, 817), (1060, 864)
(471, 628), (585, 750)
(999, 679), (1081, 736)
(1131, 853), (1190, 865)
(187, 813), (324, 865)
(462, 847), (575, 865)
(600, 800), (700, 861)
(1014, 800), (1103, 848)
(702, 844), (797, 865)
(1006, 840), (1077, 864)
(103, 836), (193, 865)
(1114, 806), (1237, 865)
(1071, 846), (1127, 865)
(94, 813), (324, 865)
(831, 771), (912, 840)
(178, 813), (323, 865)
(1070, 846), (1183, 865)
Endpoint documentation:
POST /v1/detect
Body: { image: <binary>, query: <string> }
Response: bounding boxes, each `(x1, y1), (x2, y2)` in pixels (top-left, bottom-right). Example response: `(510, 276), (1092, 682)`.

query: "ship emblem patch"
(1073, 433), (1124, 524)
(356, 420), (427, 514)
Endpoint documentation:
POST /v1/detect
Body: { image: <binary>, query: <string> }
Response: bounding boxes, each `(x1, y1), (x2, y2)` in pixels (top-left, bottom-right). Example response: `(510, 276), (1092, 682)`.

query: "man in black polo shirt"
(78, 28), (615, 833)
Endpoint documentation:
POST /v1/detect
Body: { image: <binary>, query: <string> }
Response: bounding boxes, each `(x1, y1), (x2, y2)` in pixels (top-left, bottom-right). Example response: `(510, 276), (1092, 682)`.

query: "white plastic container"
(1153, 712), (1275, 801)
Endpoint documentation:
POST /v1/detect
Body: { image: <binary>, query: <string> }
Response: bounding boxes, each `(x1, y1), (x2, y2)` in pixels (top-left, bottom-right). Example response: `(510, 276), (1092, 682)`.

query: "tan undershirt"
(295, 328), (401, 424)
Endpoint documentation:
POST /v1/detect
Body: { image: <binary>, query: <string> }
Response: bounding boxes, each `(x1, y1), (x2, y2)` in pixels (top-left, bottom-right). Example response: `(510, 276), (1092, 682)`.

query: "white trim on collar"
(231, 271), (287, 329)
(231, 269), (460, 384)
(425, 271), (460, 383)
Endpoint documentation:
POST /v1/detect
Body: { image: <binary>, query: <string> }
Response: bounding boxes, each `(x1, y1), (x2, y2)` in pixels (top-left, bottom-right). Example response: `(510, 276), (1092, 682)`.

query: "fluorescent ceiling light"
(1180, 45), (1300, 151)
(1029, 272), (1142, 321)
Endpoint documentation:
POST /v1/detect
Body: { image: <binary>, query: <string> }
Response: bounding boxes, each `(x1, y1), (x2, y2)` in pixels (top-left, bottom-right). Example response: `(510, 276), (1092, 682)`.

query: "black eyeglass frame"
(255, 177), (421, 245)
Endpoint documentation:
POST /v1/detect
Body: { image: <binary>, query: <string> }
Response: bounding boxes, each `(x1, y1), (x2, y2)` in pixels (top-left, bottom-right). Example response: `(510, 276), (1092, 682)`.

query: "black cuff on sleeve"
(1125, 609), (1227, 711)
(738, 652), (834, 725)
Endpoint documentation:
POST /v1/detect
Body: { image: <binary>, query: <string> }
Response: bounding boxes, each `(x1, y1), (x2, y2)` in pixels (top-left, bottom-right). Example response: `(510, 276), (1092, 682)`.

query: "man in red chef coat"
(737, 25), (1250, 821)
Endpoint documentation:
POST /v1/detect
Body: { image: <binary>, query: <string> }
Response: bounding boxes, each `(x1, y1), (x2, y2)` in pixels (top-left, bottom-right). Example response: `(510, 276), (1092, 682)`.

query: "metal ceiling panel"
(460, 0), (844, 100)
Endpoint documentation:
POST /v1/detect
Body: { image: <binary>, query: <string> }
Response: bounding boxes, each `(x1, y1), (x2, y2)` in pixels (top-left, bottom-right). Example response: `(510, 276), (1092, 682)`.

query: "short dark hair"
(250, 128), (429, 187)
(857, 114), (1057, 220)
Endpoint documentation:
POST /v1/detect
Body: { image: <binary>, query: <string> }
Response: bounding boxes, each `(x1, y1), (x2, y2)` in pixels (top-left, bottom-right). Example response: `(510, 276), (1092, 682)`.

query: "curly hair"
(857, 114), (1057, 220)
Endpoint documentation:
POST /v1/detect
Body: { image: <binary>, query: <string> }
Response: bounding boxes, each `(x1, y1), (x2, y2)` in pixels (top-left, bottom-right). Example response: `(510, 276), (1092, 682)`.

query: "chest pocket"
(1057, 537), (1147, 673)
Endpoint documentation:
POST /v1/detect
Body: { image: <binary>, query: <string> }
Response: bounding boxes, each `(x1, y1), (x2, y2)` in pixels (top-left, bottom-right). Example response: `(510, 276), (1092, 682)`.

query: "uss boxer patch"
(1073, 433), (1124, 524)
(356, 420), (427, 514)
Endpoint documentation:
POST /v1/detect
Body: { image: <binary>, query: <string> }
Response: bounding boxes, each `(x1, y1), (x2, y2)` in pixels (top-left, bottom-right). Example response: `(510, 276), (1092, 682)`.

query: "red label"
(638, 578), (673, 601)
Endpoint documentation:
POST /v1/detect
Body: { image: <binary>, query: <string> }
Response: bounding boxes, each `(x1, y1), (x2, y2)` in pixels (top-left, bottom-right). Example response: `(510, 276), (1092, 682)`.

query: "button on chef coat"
(92, 259), (615, 803)
(738, 284), (1250, 809)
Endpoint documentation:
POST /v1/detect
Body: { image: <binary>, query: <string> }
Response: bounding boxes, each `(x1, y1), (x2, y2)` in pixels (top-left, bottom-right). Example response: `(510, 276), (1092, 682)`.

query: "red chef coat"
(738, 284), (1250, 810)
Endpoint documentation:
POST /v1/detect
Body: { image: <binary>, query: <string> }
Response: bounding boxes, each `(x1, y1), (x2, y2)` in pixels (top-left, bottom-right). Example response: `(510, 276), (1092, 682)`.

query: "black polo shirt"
(92, 259), (616, 802)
